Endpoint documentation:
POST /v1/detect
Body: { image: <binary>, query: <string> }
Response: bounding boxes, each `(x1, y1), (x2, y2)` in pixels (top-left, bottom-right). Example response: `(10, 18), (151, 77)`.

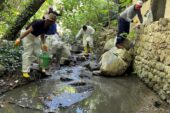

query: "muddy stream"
(0, 63), (169, 113)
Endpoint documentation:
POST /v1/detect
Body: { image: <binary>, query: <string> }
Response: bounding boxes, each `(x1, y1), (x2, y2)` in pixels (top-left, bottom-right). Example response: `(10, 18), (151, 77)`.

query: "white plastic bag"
(46, 34), (71, 59)
(100, 47), (132, 76)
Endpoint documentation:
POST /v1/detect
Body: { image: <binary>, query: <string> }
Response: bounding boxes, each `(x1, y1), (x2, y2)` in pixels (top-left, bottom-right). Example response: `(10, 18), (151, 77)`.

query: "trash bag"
(114, 36), (132, 50)
(143, 9), (153, 25)
(62, 43), (71, 59)
(99, 47), (132, 76)
(46, 34), (71, 59)
(104, 38), (115, 51)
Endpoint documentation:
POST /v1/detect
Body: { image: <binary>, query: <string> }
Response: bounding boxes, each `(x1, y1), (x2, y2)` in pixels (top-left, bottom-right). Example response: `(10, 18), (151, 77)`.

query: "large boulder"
(99, 47), (132, 76)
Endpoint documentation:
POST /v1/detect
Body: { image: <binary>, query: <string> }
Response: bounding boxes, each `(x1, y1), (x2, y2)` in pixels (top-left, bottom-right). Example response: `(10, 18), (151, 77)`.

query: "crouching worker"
(115, 1), (143, 49)
(15, 13), (57, 78)
(75, 25), (95, 55)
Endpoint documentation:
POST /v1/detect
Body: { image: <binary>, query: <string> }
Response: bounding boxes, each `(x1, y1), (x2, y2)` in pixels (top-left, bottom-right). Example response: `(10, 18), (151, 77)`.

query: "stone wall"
(165, 0), (170, 18)
(133, 18), (170, 103)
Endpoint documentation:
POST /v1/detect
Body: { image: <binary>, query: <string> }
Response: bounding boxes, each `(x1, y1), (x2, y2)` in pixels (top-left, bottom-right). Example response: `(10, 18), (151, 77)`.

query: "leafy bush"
(0, 41), (22, 72)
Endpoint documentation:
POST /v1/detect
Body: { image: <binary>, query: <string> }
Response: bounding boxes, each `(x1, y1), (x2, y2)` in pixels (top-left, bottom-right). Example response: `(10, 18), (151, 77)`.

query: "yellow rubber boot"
(84, 47), (88, 55)
(89, 47), (94, 60)
(89, 47), (93, 53)
(23, 72), (30, 78)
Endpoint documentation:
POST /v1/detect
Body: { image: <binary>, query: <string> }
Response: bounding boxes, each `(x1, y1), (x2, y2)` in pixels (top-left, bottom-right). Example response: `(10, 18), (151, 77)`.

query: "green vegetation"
(0, 41), (22, 72)
(0, 0), (30, 37)
(0, 0), (132, 39)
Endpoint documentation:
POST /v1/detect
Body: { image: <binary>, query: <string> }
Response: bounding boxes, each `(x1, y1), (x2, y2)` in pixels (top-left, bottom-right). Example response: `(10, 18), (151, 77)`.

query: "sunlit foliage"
(0, 0), (132, 39)
(0, 0), (30, 37)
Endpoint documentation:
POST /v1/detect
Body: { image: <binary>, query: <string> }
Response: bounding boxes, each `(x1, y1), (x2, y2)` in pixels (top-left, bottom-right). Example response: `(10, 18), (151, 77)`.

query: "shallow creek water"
(0, 66), (166, 113)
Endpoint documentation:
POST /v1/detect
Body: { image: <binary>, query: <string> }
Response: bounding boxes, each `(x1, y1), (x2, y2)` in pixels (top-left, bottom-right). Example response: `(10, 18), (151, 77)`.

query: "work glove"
(133, 19), (138, 24)
(14, 38), (21, 46)
(42, 44), (48, 52)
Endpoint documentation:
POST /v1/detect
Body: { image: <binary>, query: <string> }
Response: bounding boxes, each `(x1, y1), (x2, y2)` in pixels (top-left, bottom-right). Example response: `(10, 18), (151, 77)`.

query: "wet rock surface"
(60, 76), (73, 82)
(79, 70), (92, 79)
(0, 66), (94, 113)
(0, 69), (51, 95)
(83, 61), (100, 71)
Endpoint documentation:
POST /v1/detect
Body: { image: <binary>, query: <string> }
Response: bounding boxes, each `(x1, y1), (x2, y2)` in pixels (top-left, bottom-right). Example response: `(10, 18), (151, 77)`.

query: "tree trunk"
(151, 0), (166, 21)
(2, 0), (45, 40)
(0, 0), (5, 5)
(0, 0), (5, 11)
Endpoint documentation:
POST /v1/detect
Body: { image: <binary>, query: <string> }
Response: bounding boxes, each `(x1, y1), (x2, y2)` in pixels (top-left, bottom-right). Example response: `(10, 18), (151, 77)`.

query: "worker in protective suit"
(75, 25), (95, 54)
(115, 1), (143, 49)
(15, 13), (57, 78)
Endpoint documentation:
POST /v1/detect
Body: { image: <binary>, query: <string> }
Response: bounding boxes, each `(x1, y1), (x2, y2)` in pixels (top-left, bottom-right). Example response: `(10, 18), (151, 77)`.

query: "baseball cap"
(45, 13), (56, 22)
(136, 1), (143, 6)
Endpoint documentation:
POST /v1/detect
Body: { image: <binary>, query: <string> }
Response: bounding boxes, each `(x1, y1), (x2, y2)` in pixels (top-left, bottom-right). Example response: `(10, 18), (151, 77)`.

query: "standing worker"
(15, 13), (57, 78)
(43, 6), (62, 35)
(43, 6), (63, 66)
(115, 1), (143, 49)
(75, 25), (95, 54)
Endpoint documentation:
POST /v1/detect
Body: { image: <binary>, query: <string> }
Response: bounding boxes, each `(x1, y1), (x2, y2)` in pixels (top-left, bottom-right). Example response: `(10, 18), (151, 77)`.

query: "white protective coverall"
(76, 25), (95, 48)
(22, 30), (41, 72)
